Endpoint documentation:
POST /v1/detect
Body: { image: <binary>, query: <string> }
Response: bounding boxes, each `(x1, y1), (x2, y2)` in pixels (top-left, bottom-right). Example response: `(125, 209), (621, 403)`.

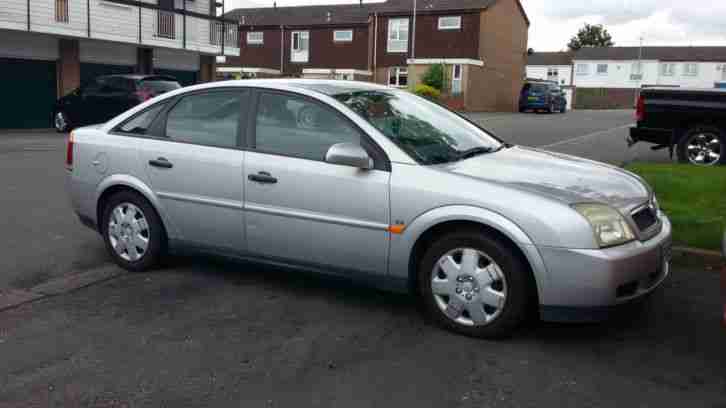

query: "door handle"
(248, 171), (277, 184)
(149, 157), (173, 169)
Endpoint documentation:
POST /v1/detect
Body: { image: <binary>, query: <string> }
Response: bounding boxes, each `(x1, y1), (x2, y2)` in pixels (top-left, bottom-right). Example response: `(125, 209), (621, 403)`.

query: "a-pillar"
(57, 39), (80, 98)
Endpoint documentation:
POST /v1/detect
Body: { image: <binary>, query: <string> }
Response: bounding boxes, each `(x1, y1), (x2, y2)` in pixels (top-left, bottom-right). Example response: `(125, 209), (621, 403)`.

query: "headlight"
(573, 203), (636, 248)
(651, 194), (660, 214)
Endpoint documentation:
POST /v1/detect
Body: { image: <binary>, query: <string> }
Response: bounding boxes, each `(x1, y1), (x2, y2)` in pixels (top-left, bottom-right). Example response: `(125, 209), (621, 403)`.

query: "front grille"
(632, 206), (657, 232)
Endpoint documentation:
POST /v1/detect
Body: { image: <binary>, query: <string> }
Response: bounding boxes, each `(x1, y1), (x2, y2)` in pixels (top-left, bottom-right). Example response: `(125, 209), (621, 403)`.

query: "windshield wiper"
(457, 146), (496, 161)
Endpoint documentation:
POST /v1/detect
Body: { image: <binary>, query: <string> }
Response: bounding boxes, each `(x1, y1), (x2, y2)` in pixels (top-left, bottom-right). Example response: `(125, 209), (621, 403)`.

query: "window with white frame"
(438, 16), (461, 30)
(547, 67), (559, 81)
(247, 31), (263, 45)
(291, 31), (309, 63)
(660, 63), (676, 76)
(596, 64), (608, 75)
(576, 63), (589, 75)
(387, 18), (409, 53)
(683, 63), (698, 77)
(388, 67), (408, 87)
(630, 61), (643, 80)
(333, 30), (353, 42)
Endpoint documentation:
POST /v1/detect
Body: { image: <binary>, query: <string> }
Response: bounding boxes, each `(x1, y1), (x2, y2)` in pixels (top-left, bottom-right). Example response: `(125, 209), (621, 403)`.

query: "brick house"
(222, 0), (530, 112)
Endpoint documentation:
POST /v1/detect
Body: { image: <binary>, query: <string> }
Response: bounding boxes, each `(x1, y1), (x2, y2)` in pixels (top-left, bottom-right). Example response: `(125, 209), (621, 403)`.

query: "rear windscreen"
(530, 84), (547, 93)
(139, 79), (181, 95)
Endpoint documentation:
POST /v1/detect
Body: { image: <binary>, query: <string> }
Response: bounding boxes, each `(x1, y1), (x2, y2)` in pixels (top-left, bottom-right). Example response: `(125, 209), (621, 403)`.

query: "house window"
(55, 0), (69, 23)
(576, 64), (589, 75)
(333, 30), (353, 42)
(388, 67), (408, 87)
(547, 68), (559, 81)
(247, 31), (264, 45)
(683, 63), (698, 77)
(387, 18), (409, 53)
(438, 16), (461, 30)
(630, 62), (643, 80)
(291, 31), (309, 63)
(596, 64), (608, 75)
(660, 63), (676, 76)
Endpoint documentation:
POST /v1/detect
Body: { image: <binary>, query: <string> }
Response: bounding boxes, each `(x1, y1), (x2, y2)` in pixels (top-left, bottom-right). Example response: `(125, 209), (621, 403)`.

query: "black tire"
(417, 229), (533, 339)
(54, 110), (71, 133)
(676, 125), (726, 166)
(100, 190), (166, 272)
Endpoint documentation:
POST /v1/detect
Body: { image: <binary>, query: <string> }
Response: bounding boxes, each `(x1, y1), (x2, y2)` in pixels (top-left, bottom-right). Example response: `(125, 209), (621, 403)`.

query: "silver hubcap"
(108, 203), (150, 262)
(55, 112), (66, 131)
(431, 248), (507, 327)
(686, 133), (721, 165)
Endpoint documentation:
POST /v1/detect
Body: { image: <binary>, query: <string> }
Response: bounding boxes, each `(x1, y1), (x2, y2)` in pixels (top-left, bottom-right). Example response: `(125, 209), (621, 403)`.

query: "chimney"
(274, 1), (277, 9)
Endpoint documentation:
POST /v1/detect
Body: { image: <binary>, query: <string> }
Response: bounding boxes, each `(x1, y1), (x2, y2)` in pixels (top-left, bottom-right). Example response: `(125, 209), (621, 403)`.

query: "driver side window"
(254, 92), (360, 161)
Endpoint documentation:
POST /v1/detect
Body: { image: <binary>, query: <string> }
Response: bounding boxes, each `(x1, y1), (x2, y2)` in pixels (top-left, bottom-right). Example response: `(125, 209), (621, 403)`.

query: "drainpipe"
(280, 25), (284, 75)
(373, 13), (378, 82)
(411, 0), (416, 59)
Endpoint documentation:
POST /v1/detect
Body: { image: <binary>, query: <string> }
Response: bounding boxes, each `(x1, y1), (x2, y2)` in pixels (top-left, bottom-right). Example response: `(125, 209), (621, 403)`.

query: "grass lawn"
(626, 163), (726, 251)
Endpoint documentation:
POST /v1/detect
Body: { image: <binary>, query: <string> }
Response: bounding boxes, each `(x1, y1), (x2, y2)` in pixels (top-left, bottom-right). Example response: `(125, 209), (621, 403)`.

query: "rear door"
(134, 89), (248, 252)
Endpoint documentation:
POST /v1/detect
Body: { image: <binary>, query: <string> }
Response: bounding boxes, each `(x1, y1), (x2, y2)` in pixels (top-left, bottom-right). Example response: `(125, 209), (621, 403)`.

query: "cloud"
(540, 0), (659, 25)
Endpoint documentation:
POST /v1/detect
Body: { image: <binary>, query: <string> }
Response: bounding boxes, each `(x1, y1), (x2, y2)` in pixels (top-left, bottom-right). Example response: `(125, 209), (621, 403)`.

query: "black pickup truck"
(628, 87), (726, 165)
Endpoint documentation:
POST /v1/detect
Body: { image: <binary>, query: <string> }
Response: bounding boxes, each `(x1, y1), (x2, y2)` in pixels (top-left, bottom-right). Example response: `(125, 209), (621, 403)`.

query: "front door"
(451, 64), (462, 95)
(136, 89), (247, 252)
(244, 90), (390, 276)
(291, 31), (309, 63)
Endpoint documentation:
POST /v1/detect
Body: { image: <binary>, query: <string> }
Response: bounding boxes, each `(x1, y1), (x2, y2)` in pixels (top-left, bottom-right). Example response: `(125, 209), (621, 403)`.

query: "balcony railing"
(156, 10), (176, 39)
(0, 0), (240, 56)
(210, 21), (239, 47)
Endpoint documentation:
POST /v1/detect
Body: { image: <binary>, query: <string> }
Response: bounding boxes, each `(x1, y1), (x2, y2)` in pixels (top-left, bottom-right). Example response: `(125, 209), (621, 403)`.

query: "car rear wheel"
(677, 125), (725, 166)
(101, 191), (166, 272)
(54, 111), (70, 133)
(417, 229), (533, 338)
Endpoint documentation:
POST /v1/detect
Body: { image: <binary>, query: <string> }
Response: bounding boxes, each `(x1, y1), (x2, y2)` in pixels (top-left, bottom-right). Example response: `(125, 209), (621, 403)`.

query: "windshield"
(332, 89), (503, 165)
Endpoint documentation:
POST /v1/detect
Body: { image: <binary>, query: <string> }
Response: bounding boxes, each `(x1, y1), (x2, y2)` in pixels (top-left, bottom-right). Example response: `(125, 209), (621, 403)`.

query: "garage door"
(0, 58), (57, 129)
(80, 63), (134, 86)
(155, 69), (197, 86)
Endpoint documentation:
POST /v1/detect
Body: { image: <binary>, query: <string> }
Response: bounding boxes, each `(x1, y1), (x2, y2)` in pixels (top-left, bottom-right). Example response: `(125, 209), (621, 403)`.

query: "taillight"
(65, 131), (74, 170)
(636, 94), (645, 122)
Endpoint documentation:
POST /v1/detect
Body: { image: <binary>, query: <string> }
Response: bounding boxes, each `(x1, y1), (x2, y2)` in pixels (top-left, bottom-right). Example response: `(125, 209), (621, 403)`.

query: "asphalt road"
(467, 109), (672, 165)
(0, 115), (722, 407)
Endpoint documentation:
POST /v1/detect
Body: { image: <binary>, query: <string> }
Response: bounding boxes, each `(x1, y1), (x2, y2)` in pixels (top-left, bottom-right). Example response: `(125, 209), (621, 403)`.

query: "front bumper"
(538, 214), (672, 322)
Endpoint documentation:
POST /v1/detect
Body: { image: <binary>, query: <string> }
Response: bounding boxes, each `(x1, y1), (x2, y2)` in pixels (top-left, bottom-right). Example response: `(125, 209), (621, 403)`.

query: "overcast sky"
(225, 0), (726, 51)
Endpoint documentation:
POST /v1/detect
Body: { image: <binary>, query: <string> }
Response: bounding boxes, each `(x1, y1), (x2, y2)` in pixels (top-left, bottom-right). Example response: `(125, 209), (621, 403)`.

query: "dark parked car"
(629, 87), (726, 165)
(54, 75), (181, 132)
(519, 81), (567, 113)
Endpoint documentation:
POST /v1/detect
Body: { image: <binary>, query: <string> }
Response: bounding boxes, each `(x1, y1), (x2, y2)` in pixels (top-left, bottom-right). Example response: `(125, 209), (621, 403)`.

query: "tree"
(421, 64), (445, 91)
(567, 24), (614, 51)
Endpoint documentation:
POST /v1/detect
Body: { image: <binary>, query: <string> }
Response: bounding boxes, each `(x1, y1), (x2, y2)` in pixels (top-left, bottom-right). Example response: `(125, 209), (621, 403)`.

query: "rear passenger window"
(116, 103), (166, 135)
(254, 92), (360, 161)
(165, 91), (242, 148)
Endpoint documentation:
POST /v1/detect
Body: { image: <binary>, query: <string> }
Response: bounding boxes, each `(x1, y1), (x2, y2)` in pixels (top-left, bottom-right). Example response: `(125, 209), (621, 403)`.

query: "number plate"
(528, 96), (538, 101)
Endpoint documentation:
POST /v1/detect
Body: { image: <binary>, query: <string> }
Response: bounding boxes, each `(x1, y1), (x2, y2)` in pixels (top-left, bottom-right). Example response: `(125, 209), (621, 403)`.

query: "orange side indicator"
(388, 224), (405, 234)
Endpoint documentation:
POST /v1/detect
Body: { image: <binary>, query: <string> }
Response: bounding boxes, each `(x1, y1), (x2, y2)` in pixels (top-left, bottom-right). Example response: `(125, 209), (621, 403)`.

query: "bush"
(421, 64), (444, 90)
(414, 84), (441, 100)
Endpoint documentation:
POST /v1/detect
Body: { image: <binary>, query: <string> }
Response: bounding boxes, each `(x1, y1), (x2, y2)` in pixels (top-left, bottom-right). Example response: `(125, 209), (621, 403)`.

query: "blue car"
(519, 81), (567, 113)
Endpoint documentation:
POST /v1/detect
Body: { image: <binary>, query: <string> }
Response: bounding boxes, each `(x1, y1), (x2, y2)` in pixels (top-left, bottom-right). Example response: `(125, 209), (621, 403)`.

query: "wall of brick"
(57, 38), (80, 99)
(573, 88), (638, 109)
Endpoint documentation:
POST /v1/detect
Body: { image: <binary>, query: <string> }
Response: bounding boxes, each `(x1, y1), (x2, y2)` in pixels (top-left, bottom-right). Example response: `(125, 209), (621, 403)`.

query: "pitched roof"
(226, 3), (372, 27)
(574, 46), (726, 62)
(527, 51), (573, 66)
(225, 0), (528, 27)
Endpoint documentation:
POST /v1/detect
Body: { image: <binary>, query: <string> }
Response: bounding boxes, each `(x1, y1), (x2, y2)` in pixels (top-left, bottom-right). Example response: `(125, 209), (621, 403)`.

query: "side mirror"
(325, 143), (373, 169)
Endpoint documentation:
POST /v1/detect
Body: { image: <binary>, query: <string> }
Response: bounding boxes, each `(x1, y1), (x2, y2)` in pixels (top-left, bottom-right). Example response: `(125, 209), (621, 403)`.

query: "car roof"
(173, 79), (394, 96)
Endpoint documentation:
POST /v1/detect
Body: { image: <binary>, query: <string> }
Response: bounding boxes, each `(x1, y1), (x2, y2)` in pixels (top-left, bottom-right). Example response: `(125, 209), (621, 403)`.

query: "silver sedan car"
(66, 79), (672, 338)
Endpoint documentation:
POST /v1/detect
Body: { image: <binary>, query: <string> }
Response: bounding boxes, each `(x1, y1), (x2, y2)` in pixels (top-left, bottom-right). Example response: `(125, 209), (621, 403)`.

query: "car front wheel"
(417, 229), (533, 338)
(101, 191), (166, 272)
